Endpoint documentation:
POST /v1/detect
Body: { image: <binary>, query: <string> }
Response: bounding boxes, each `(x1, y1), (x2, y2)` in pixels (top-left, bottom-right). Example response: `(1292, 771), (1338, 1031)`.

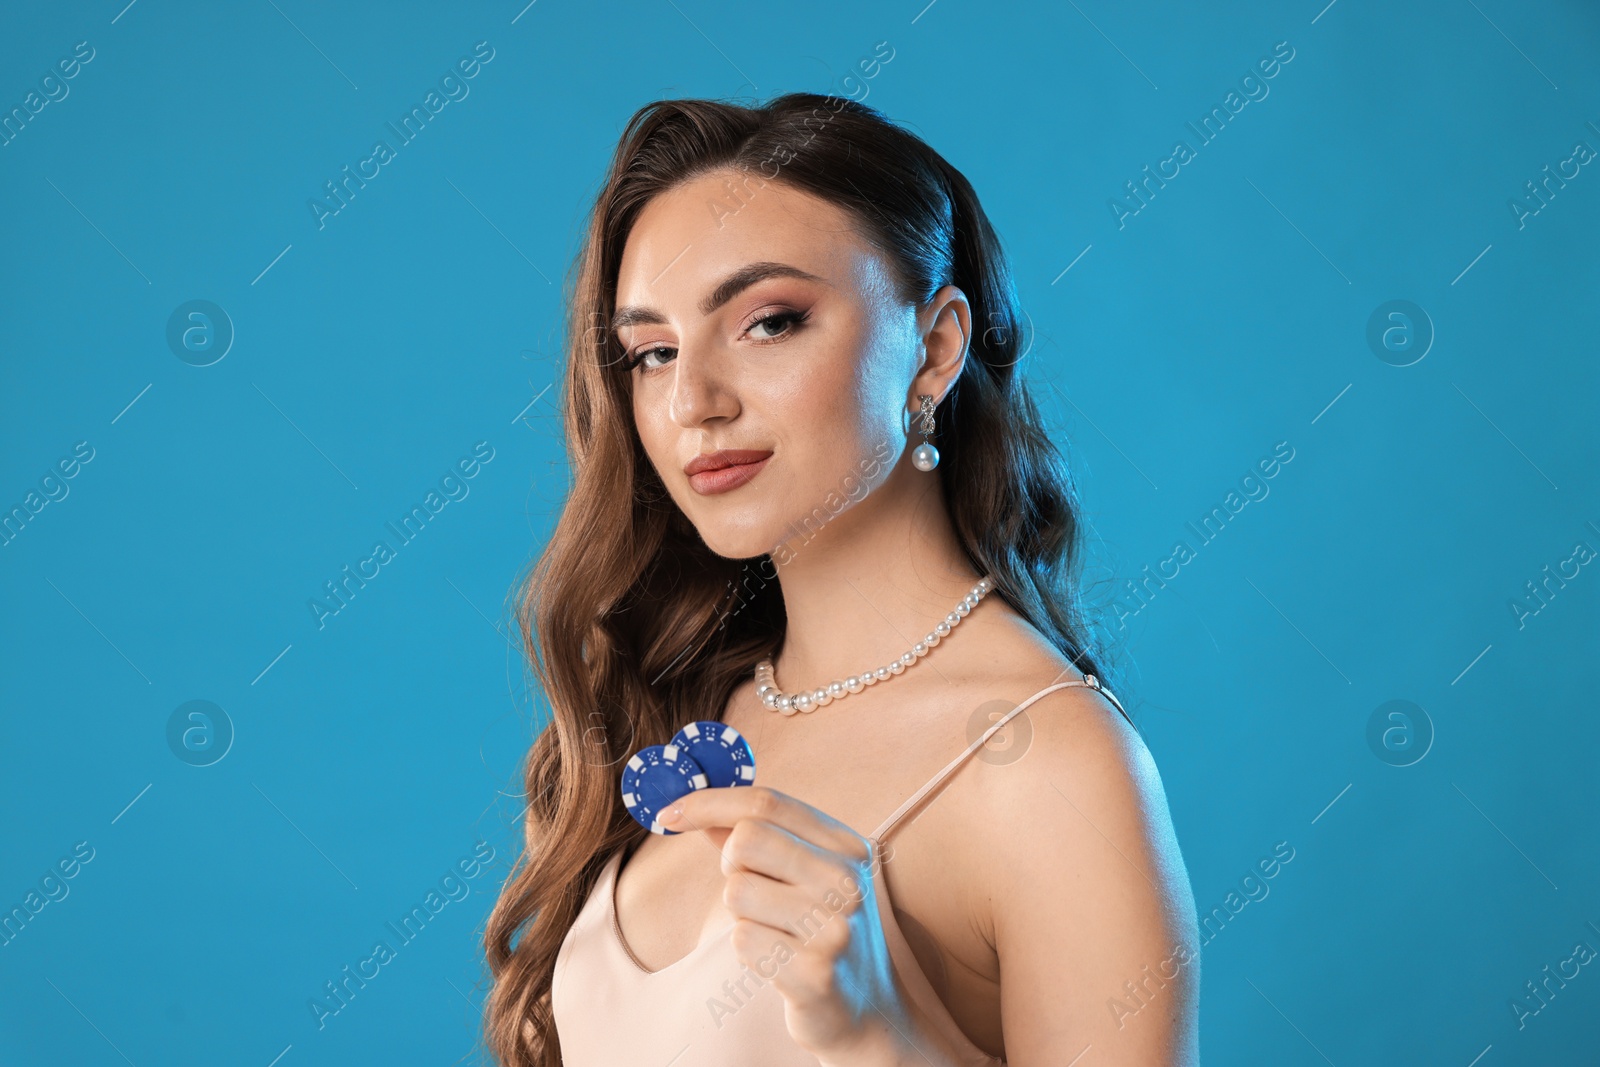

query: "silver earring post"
(911, 394), (939, 471)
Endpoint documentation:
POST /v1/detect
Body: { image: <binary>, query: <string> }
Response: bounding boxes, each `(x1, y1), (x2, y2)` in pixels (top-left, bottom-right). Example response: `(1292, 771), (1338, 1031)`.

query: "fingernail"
(662, 803), (683, 825)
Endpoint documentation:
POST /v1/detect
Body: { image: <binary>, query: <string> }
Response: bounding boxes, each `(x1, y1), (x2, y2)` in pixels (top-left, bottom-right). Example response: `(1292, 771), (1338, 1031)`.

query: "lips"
(683, 449), (773, 476)
(684, 449), (773, 496)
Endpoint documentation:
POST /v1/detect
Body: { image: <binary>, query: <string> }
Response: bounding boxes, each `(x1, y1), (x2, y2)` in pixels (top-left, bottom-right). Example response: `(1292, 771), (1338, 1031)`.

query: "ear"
(909, 284), (970, 414)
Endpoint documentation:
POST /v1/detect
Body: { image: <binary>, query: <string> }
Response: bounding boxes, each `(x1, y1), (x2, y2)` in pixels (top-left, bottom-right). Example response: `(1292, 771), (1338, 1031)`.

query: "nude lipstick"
(684, 449), (773, 496)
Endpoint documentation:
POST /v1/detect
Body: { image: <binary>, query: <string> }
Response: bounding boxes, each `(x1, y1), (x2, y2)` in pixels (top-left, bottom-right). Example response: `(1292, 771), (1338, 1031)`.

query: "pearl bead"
(912, 442), (940, 471)
(753, 576), (994, 713)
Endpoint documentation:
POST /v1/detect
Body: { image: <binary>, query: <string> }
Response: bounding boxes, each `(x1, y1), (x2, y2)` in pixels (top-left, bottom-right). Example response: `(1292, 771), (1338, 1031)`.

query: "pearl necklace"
(754, 575), (994, 715)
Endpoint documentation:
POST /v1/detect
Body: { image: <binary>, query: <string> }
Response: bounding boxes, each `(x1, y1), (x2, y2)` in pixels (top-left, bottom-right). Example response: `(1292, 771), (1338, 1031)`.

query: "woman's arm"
(977, 685), (1200, 1066)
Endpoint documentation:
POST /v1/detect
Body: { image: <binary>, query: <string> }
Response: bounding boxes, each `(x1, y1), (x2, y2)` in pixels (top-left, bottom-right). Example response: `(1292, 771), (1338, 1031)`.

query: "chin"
(691, 520), (782, 562)
(674, 491), (786, 561)
(673, 474), (790, 562)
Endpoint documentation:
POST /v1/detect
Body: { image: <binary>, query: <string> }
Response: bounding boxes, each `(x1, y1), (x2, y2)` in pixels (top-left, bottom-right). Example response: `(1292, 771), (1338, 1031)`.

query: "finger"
(725, 919), (810, 993)
(719, 817), (867, 898)
(721, 867), (866, 953)
(661, 786), (870, 862)
(725, 906), (866, 1016)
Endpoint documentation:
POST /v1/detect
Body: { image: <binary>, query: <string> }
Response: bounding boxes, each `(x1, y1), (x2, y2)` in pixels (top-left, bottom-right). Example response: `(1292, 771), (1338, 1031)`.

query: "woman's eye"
(625, 345), (675, 372)
(747, 309), (808, 341)
(623, 309), (807, 374)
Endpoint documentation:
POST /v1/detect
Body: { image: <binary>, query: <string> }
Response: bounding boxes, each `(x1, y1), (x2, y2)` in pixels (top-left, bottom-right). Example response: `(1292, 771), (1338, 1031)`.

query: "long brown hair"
(482, 91), (1115, 1065)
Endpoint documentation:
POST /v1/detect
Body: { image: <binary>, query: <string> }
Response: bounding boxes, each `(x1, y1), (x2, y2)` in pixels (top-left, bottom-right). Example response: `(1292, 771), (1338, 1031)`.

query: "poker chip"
(670, 720), (757, 790)
(620, 743), (708, 834)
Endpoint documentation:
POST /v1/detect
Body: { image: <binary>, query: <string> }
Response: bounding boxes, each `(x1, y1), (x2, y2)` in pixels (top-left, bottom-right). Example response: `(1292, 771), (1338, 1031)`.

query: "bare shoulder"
(945, 645), (1200, 1062)
(942, 611), (1174, 868)
(968, 672), (1175, 868)
(992, 670), (1150, 808)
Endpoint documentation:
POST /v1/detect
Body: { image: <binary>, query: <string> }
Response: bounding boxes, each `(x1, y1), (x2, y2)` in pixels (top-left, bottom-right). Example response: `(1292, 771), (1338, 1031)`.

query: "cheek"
(775, 337), (901, 494)
(633, 394), (672, 469)
(845, 328), (915, 456)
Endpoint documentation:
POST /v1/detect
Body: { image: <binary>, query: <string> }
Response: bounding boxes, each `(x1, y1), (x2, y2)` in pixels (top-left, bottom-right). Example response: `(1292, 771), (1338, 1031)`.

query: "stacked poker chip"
(620, 721), (756, 834)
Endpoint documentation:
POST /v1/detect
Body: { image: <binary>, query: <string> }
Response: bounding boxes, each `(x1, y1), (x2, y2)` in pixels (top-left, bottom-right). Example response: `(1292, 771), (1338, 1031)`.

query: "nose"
(666, 338), (740, 430)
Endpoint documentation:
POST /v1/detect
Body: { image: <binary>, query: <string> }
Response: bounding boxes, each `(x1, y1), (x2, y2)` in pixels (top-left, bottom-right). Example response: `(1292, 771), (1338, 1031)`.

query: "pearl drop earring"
(911, 393), (939, 472)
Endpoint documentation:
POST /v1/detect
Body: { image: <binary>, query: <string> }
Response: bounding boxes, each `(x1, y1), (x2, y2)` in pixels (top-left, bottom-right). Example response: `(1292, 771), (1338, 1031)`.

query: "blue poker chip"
(670, 721), (756, 790)
(621, 743), (708, 834)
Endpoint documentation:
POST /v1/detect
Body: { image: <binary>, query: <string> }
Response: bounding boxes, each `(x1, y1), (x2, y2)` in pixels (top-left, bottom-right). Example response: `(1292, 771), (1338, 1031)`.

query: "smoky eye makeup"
(742, 306), (810, 341)
(618, 303), (814, 374)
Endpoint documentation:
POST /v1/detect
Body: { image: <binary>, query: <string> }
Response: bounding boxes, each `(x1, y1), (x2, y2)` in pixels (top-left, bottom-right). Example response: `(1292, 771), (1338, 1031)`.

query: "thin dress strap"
(868, 674), (1129, 848)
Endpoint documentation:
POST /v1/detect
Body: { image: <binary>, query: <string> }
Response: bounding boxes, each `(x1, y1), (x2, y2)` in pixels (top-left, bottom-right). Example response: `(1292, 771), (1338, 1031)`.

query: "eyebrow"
(610, 261), (828, 334)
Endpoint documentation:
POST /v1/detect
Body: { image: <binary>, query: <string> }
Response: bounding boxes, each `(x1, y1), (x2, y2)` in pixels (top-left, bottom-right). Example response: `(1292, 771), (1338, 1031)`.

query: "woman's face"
(614, 168), (956, 560)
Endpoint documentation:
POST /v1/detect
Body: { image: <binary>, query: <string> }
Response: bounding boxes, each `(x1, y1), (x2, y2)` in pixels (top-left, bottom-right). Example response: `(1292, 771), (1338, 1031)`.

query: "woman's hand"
(657, 786), (934, 1066)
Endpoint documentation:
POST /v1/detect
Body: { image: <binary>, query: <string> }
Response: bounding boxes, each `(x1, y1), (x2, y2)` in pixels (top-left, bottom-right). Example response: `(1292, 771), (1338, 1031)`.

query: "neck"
(762, 452), (986, 691)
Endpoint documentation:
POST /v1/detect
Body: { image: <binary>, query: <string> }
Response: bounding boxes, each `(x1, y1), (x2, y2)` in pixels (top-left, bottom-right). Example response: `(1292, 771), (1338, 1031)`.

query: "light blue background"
(2, 1), (1597, 1064)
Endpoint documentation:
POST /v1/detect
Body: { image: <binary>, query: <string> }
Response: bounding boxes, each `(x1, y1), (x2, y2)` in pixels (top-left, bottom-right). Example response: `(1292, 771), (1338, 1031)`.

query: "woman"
(484, 92), (1198, 1066)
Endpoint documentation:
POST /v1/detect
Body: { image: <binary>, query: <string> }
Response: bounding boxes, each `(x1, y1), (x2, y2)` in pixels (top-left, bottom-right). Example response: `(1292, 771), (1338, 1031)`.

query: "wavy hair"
(482, 90), (1114, 1066)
